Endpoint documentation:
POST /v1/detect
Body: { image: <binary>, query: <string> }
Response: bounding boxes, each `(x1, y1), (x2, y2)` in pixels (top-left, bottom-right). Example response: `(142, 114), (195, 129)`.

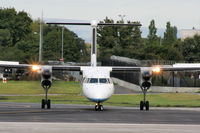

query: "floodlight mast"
(39, 12), (43, 62)
(61, 26), (64, 62)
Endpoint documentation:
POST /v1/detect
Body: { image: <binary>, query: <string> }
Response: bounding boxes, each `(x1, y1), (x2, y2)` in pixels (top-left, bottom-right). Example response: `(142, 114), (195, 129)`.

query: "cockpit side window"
(83, 78), (88, 83)
(89, 78), (98, 83)
(108, 78), (113, 83)
(107, 79), (111, 83)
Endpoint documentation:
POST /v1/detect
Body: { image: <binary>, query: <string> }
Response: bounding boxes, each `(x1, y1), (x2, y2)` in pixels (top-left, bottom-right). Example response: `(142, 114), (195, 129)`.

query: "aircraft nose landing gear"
(95, 102), (104, 111)
(140, 86), (150, 111)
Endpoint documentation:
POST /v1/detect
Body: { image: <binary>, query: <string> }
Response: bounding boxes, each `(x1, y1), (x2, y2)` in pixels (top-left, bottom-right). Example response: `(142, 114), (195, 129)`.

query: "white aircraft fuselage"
(81, 66), (114, 103)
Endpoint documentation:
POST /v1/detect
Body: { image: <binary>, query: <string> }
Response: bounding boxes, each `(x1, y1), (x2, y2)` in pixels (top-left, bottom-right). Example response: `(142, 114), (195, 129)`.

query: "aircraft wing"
(0, 64), (81, 71)
(112, 66), (141, 72)
(1, 63), (200, 72)
(160, 66), (200, 71)
(0, 64), (32, 69)
(112, 65), (200, 73)
(51, 65), (80, 71)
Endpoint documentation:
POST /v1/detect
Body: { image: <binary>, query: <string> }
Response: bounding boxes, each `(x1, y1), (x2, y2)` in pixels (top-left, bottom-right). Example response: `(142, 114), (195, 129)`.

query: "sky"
(1, 0), (200, 29)
(1, 0), (200, 42)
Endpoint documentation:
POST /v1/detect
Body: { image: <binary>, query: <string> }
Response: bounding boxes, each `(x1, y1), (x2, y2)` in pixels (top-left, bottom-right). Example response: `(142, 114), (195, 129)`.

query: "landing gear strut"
(95, 102), (104, 111)
(140, 86), (149, 111)
(41, 86), (51, 109)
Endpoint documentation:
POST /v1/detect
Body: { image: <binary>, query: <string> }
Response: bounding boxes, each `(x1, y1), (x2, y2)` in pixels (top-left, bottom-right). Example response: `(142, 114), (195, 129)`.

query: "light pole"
(61, 26), (64, 62)
(39, 12), (43, 63)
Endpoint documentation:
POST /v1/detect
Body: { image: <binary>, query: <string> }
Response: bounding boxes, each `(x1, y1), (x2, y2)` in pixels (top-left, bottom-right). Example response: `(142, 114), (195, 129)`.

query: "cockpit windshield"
(84, 78), (111, 84)
(89, 78), (98, 83)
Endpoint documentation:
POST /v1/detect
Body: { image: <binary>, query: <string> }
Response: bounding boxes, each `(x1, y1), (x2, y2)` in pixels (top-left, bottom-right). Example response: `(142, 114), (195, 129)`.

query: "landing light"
(32, 65), (41, 72)
(152, 66), (161, 73)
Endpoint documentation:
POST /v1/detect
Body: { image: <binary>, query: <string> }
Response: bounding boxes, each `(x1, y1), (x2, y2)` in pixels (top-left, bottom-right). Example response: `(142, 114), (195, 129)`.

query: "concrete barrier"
(112, 77), (200, 93)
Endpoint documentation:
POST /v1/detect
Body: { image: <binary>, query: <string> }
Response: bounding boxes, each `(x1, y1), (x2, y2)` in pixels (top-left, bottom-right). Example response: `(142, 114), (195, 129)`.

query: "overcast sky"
(1, 0), (200, 29)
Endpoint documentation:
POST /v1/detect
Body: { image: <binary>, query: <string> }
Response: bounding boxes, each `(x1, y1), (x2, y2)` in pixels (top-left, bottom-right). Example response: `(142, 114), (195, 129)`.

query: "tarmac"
(0, 85), (200, 132)
(0, 103), (199, 132)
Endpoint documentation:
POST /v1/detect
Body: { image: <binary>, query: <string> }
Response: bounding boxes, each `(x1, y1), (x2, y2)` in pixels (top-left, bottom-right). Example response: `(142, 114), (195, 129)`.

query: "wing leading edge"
(0, 64), (200, 72)
(112, 65), (200, 73)
(0, 64), (81, 71)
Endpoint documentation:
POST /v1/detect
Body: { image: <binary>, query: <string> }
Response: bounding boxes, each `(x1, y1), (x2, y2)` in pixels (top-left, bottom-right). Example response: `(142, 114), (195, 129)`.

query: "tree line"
(0, 8), (87, 63)
(0, 8), (200, 64)
(98, 17), (200, 63)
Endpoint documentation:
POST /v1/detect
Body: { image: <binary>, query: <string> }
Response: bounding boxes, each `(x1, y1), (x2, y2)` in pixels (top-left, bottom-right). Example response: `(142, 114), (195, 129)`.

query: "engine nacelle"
(142, 71), (152, 81)
(41, 66), (52, 89)
(141, 81), (152, 88)
(140, 69), (152, 89)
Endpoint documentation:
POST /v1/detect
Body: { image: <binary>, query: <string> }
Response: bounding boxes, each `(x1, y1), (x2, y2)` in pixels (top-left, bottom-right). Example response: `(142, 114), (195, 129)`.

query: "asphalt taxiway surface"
(0, 102), (199, 124)
(0, 103), (200, 132)
(0, 85), (200, 132)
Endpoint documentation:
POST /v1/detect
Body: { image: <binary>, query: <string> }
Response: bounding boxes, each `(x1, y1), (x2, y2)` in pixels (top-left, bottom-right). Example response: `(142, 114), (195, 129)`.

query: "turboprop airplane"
(0, 20), (200, 111)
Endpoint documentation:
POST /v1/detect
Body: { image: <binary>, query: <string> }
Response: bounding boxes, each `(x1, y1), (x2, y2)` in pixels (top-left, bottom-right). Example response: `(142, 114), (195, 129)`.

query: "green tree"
(0, 8), (32, 46)
(97, 17), (142, 59)
(147, 20), (158, 45)
(0, 8), (86, 63)
(16, 33), (39, 63)
(0, 45), (26, 62)
(163, 22), (177, 45)
(97, 17), (117, 49)
(181, 35), (200, 62)
(43, 25), (85, 62)
(0, 29), (11, 46)
(131, 21), (142, 48)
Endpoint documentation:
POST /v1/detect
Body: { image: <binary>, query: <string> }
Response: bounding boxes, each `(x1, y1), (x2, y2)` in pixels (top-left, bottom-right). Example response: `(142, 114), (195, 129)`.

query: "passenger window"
(89, 78), (98, 83)
(99, 78), (108, 83)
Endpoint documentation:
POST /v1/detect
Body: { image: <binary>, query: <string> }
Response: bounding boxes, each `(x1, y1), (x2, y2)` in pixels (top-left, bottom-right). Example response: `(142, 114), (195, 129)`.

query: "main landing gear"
(95, 102), (104, 111)
(140, 86), (149, 111)
(41, 86), (51, 109)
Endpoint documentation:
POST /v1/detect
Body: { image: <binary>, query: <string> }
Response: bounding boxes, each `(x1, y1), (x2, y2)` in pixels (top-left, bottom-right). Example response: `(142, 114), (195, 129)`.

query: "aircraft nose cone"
(83, 84), (114, 103)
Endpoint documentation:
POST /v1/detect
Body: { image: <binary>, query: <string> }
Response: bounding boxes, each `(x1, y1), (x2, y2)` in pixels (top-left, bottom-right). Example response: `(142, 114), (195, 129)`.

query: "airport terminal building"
(180, 29), (200, 40)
